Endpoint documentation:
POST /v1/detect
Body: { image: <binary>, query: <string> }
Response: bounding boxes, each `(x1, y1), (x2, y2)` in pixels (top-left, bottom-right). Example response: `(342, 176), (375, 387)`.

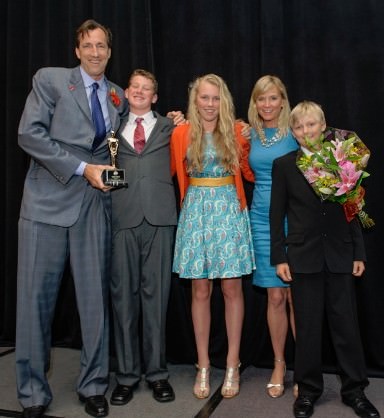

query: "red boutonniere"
(110, 88), (121, 107)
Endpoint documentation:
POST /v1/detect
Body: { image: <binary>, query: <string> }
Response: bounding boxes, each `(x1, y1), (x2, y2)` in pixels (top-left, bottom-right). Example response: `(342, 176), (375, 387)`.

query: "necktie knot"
(134, 117), (145, 153)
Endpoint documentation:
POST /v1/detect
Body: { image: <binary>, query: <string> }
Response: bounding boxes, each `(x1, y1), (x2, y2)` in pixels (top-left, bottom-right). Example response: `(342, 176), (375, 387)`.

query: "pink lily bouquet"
(296, 127), (375, 228)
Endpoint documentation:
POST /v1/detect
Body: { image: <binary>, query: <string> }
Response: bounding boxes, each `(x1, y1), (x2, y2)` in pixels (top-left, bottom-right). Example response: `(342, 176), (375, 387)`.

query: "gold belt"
(189, 176), (235, 187)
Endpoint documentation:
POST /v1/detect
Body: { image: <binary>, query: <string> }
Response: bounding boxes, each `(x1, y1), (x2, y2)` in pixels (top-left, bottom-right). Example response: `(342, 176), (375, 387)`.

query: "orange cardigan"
(170, 122), (254, 210)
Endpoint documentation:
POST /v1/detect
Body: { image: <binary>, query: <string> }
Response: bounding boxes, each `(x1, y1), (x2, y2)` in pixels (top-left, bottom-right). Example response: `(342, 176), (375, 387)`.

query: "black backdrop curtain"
(1, 0), (384, 376)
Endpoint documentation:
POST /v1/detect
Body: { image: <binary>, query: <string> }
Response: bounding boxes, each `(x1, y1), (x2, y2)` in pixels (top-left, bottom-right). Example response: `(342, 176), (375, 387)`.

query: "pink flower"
(304, 166), (323, 183)
(303, 167), (318, 183)
(331, 139), (347, 162)
(334, 161), (362, 195)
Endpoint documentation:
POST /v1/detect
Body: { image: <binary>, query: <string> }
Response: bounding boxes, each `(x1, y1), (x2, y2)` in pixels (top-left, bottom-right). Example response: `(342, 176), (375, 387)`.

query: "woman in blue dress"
(248, 75), (298, 398)
(171, 74), (255, 400)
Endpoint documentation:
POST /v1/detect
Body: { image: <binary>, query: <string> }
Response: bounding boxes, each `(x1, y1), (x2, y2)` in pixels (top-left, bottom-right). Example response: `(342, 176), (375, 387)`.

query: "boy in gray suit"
(109, 69), (183, 406)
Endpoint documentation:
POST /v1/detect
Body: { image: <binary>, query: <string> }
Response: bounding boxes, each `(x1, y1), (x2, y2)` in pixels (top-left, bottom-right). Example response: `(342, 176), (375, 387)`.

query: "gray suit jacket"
(18, 66), (129, 227)
(111, 111), (177, 231)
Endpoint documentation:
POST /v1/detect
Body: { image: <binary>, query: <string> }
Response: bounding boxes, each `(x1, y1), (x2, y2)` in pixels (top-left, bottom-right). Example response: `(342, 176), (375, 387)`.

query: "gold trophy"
(102, 131), (128, 187)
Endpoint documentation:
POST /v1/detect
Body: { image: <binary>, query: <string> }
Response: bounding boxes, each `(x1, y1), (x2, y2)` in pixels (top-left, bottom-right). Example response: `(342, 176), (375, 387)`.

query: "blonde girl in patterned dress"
(170, 74), (255, 400)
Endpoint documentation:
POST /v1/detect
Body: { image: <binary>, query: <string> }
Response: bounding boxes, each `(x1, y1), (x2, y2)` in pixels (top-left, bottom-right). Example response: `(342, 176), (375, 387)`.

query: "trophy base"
(102, 168), (128, 188)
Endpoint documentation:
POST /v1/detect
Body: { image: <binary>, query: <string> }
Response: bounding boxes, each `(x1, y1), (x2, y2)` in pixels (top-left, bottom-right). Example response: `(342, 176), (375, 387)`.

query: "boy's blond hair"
(128, 69), (158, 93)
(289, 100), (326, 128)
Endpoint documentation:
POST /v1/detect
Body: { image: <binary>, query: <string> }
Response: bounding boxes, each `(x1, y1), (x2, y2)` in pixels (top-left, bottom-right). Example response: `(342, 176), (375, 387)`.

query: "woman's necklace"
(259, 128), (282, 148)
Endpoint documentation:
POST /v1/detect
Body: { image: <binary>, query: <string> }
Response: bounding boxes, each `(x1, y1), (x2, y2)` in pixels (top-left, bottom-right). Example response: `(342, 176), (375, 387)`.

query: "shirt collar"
(80, 66), (107, 91)
(301, 146), (313, 156)
(129, 110), (155, 124)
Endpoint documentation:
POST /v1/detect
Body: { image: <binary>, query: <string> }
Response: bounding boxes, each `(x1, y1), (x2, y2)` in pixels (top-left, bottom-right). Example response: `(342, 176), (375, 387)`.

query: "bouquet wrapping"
(296, 127), (374, 228)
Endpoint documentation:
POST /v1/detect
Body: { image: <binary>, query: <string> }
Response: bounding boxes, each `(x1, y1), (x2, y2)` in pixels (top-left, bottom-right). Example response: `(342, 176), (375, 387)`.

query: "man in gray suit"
(109, 69), (181, 405)
(16, 19), (128, 418)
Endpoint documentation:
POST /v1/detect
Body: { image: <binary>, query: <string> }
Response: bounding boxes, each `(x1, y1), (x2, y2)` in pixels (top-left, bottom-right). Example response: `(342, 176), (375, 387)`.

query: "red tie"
(134, 117), (145, 153)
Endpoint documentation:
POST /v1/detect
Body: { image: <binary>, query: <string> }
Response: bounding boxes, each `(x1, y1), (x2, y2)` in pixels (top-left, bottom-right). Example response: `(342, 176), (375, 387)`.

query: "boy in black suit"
(270, 101), (379, 418)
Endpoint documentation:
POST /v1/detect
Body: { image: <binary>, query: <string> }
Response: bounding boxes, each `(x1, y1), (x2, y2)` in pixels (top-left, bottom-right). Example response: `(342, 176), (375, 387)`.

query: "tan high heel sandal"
(221, 363), (241, 399)
(266, 358), (286, 398)
(193, 364), (210, 399)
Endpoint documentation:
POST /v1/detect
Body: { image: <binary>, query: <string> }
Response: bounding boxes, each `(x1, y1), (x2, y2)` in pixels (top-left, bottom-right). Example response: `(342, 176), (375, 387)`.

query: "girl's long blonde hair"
(187, 74), (239, 173)
(247, 75), (291, 141)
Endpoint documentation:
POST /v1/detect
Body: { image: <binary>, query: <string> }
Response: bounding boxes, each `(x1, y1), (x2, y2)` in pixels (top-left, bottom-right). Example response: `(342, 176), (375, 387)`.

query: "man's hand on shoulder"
(236, 119), (251, 140)
(166, 111), (187, 126)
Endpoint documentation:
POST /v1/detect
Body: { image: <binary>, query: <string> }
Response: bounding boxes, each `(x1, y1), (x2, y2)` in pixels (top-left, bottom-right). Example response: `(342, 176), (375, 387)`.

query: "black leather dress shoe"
(110, 384), (137, 405)
(79, 394), (109, 417)
(293, 395), (315, 418)
(148, 379), (175, 402)
(22, 405), (47, 418)
(342, 394), (380, 418)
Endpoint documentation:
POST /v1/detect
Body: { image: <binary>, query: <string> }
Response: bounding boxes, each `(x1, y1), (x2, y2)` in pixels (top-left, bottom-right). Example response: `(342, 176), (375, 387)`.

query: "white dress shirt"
(121, 111), (157, 148)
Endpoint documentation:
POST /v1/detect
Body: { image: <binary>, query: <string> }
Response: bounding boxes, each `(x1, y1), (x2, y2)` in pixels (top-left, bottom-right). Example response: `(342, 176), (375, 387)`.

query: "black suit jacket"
(270, 150), (366, 274)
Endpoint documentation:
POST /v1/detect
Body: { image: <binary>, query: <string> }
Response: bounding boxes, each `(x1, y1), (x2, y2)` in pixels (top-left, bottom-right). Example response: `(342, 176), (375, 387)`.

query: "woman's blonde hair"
(248, 75), (291, 140)
(289, 100), (326, 128)
(186, 74), (239, 173)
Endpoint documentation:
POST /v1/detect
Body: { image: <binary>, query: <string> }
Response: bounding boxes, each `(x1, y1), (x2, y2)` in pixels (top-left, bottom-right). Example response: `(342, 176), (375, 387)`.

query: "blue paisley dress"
(173, 133), (255, 279)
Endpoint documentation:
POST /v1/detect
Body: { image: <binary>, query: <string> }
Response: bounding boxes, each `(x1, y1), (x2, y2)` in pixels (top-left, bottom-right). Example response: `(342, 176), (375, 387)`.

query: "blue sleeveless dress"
(249, 128), (298, 287)
(173, 134), (255, 279)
